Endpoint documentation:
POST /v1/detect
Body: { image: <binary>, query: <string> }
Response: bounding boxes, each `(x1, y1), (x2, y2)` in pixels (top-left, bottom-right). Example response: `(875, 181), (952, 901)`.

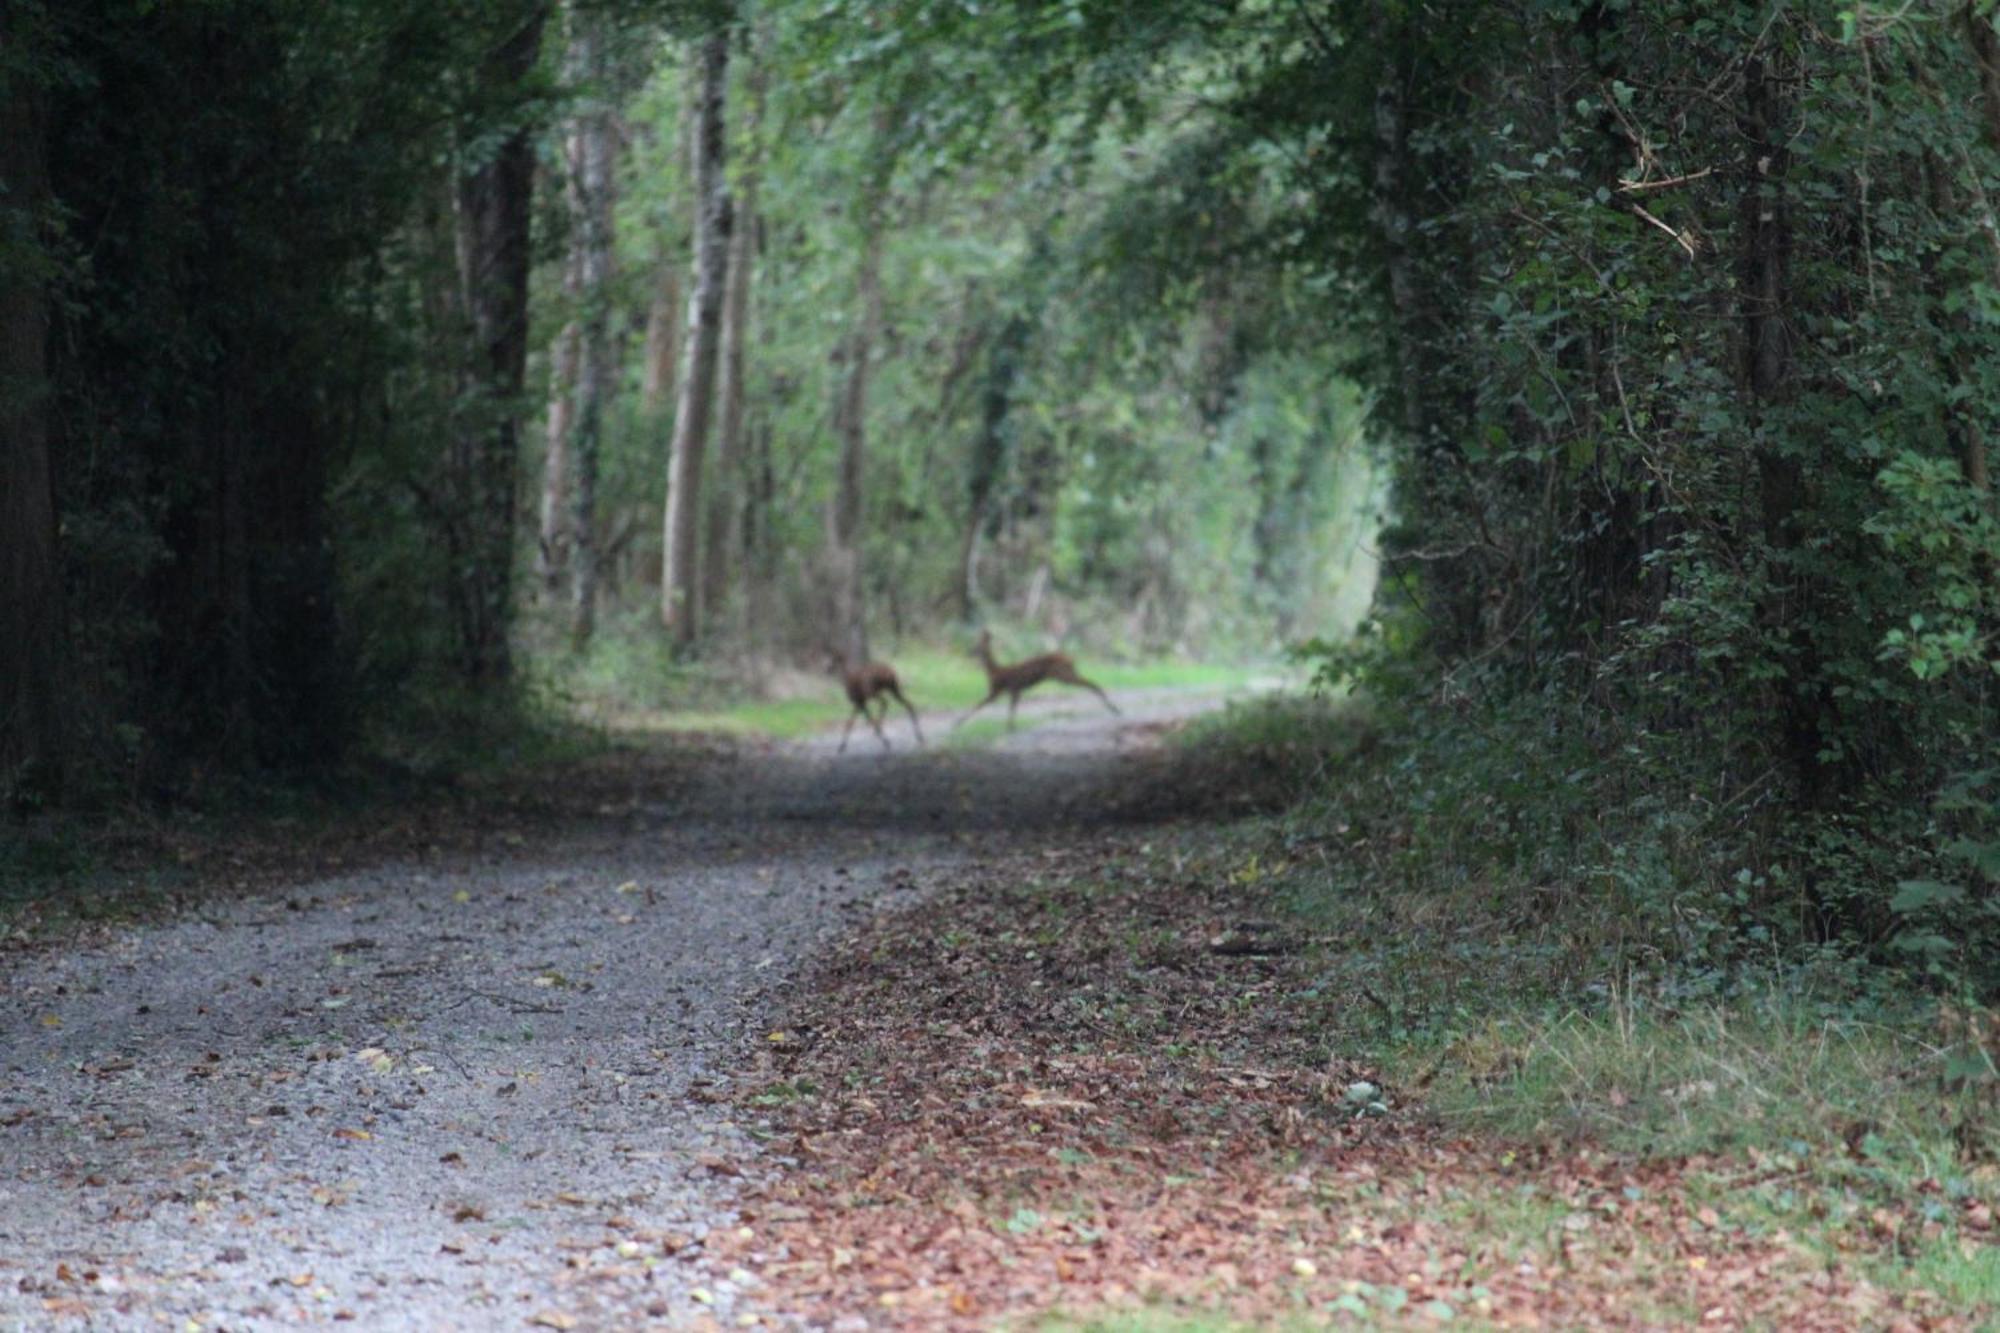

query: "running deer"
(956, 629), (1120, 731)
(829, 650), (925, 753)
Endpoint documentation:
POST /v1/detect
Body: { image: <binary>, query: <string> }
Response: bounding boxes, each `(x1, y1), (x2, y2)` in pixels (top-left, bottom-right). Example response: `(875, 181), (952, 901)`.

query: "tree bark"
(1370, 57), (1425, 447)
(639, 267), (682, 417)
(450, 4), (548, 682)
(703, 52), (765, 625)
(660, 31), (732, 645)
(1739, 53), (1830, 835)
(564, 8), (618, 648)
(961, 311), (1026, 620)
(1954, 2), (2000, 500)
(537, 235), (581, 593)
(0, 50), (63, 799)
(828, 211), (885, 666)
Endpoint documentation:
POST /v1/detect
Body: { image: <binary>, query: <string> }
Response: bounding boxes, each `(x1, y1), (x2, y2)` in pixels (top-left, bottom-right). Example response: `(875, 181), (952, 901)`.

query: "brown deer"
(829, 650), (925, 753)
(956, 629), (1120, 731)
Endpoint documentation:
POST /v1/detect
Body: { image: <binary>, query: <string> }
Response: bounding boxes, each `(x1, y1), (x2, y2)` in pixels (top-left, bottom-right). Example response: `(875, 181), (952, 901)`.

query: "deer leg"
(838, 706), (861, 753)
(1069, 674), (1120, 716)
(867, 699), (892, 750)
(888, 685), (925, 747)
(952, 690), (999, 731)
(1006, 691), (1019, 731)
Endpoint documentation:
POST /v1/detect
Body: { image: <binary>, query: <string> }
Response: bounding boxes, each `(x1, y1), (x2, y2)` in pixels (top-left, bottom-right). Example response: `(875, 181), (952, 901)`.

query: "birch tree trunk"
(639, 63), (698, 421)
(564, 10), (618, 648)
(0, 49), (63, 798)
(702, 54), (765, 625)
(449, 4), (548, 683)
(660, 30), (731, 645)
(639, 267), (682, 417)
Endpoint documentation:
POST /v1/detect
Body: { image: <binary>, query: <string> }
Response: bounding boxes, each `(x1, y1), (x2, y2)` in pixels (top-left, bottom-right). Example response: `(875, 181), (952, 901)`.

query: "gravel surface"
(0, 684), (1256, 1331)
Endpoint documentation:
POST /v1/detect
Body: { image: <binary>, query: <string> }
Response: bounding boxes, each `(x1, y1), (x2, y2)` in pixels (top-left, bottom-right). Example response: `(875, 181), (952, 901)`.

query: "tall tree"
(702, 45), (766, 624)
(449, 3), (550, 682)
(660, 28), (732, 645)
(825, 101), (902, 666)
(639, 268), (682, 416)
(961, 310), (1027, 620)
(1952, 1), (2000, 505)
(827, 215), (884, 665)
(563, 6), (620, 648)
(0, 20), (62, 800)
(639, 69), (700, 421)
(537, 237), (582, 593)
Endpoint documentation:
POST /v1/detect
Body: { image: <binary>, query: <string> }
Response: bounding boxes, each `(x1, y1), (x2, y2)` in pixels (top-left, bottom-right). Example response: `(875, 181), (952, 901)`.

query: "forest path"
(0, 684), (1252, 1332)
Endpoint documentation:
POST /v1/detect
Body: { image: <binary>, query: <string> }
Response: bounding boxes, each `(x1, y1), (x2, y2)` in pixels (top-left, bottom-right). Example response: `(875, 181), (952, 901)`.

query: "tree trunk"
(1954, 2), (2000, 501)
(828, 213), (885, 666)
(639, 267), (682, 417)
(450, 5), (548, 682)
(660, 30), (732, 645)
(565, 9), (618, 649)
(1370, 56), (1425, 447)
(1366, 23), (1481, 658)
(1739, 52), (1832, 845)
(961, 311), (1026, 620)
(702, 54), (765, 626)
(537, 234), (581, 594)
(0, 53), (63, 800)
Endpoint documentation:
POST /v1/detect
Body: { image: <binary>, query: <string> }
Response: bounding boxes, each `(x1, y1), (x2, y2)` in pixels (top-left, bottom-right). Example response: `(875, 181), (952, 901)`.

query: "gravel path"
(0, 684), (1258, 1331)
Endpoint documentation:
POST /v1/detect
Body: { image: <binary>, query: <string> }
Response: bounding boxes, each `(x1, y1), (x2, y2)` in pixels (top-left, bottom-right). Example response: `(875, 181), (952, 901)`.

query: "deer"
(828, 649), (925, 753)
(956, 629), (1120, 731)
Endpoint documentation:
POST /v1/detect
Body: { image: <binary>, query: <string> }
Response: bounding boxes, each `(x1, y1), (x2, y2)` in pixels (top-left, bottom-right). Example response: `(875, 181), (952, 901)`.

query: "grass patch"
(1179, 691), (2000, 1317)
(717, 768), (1962, 1328)
(1039, 1315), (1276, 1332)
(1422, 994), (2000, 1310)
(580, 637), (1275, 742)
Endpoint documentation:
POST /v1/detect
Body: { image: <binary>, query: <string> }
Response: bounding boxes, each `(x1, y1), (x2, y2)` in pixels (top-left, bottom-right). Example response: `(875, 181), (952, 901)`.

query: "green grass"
(618, 646), (1274, 743)
(1169, 692), (2000, 1318)
(1038, 1316), (1277, 1333)
(1418, 993), (2000, 1310)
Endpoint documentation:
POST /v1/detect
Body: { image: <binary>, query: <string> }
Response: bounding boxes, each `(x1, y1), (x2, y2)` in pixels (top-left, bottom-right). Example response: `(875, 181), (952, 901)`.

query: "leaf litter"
(712, 831), (1976, 1329)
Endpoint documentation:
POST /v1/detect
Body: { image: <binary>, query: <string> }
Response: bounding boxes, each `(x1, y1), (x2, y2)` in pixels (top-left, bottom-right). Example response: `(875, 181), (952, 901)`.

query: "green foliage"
(1203, 0), (2000, 987)
(1192, 691), (2000, 1310)
(17, 0), (569, 797)
(549, 2), (1380, 678)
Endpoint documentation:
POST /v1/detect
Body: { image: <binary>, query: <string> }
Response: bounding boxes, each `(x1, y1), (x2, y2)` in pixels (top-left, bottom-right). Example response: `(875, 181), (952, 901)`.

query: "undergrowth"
(1179, 688), (2000, 1309)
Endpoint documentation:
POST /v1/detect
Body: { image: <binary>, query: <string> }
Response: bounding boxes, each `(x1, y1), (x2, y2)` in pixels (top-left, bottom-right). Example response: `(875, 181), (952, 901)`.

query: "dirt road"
(0, 685), (1255, 1331)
